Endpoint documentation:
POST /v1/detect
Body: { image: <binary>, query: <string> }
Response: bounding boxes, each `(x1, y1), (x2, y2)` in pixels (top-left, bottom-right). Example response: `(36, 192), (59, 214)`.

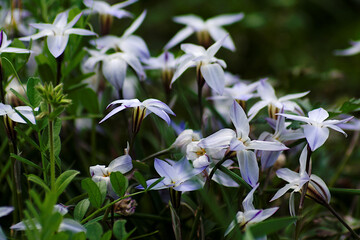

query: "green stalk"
(37, 131), (47, 183)
(48, 104), (55, 191)
(140, 147), (173, 162)
(91, 118), (96, 164)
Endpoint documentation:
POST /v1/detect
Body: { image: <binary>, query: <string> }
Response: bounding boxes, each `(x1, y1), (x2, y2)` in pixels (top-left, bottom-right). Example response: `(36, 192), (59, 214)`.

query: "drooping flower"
(225, 183), (278, 236)
(270, 146), (330, 215)
(0, 30), (31, 55)
(199, 101), (288, 187)
(171, 129), (201, 153)
(99, 98), (175, 128)
(137, 158), (205, 192)
(248, 79), (309, 121)
(90, 154), (133, 196)
(171, 36), (227, 94)
(279, 108), (352, 151)
(164, 13), (244, 51)
(0, 103), (37, 124)
(20, 11), (96, 58)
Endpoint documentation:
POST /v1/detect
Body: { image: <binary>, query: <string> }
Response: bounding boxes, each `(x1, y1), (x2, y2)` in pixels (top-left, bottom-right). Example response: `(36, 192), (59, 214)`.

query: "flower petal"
(334, 41), (360, 56)
(278, 91), (309, 102)
(164, 26), (194, 50)
(303, 125), (329, 151)
(99, 105), (126, 123)
(173, 15), (204, 29)
(47, 35), (69, 58)
(65, 28), (96, 36)
(0, 206), (14, 218)
(154, 158), (176, 180)
(230, 101), (250, 137)
(247, 140), (288, 151)
(208, 26), (235, 51)
(102, 57), (127, 90)
(242, 183), (259, 211)
(206, 35), (227, 58)
(198, 128), (235, 149)
(307, 108), (329, 123)
(270, 183), (294, 201)
(237, 150), (259, 188)
(123, 10), (146, 38)
(200, 63), (225, 95)
(108, 155), (133, 173)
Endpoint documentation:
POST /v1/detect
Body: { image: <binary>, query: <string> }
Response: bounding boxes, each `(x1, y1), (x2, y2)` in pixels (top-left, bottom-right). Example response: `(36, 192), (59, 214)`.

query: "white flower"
(164, 13), (244, 51)
(225, 183), (278, 236)
(248, 79), (309, 121)
(20, 11), (96, 58)
(334, 40), (360, 56)
(171, 36), (228, 94)
(99, 98), (175, 125)
(83, 0), (137, 19)
(172, 129), (201, 153)
(0, 31), (31, 55)
(186, 141), (226, 168)
(279, 108), (352, 151)
(0, 103), (37, 124)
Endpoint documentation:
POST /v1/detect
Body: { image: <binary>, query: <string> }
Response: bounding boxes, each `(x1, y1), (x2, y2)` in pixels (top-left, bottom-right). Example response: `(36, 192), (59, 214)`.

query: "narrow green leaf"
(55, 170), (79, 196)
(81, 178), (103, 209)
(74, 199), (90, 222)
(248, 217), (297, 237)
(27, 77), (42, 107)
(110, 172), (128, 197)
(27, 174), (50, 192)
(10, 88), (31, 106)
(330, 187), (360, 195)
(15, 127), (41, 151)
(113, 219), (133, 240)
(147, 177), (165, 191)
(10, 153), (42, 170)
(169, 201), (182, 240)
(218, 165), (252, 191)
(134, 171), (147, 189)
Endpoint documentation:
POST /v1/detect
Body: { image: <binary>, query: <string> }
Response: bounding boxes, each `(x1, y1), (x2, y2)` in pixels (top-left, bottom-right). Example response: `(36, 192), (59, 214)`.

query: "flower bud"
(114, 194), (137, 216)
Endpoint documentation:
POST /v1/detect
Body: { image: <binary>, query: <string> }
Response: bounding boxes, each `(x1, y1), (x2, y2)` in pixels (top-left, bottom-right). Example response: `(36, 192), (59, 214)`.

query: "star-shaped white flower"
(164, 13), (244, 51)
(99, 98), (175, 125)
(0, 31), (31, 55)
(279, 108), (352, 151)
(20, 11), (96, 58)
(171, 36), (227, 94)
(225, 183), (278, 236)
(83, 0), (137, 19)
(0, 103), (37, 124)
(248, 79), (309, 121)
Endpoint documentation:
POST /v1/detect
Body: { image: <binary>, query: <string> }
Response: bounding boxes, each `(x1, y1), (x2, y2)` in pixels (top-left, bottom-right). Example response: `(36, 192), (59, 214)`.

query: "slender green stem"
(91, 118), (96, 165)
(206, 157), (226, 190)
(140, 147), (173, 162)
(81, 191), (145, 224)
(329, 130), (359, 187)
(48, 104), (55, 191)
(324, 203), (360, 239)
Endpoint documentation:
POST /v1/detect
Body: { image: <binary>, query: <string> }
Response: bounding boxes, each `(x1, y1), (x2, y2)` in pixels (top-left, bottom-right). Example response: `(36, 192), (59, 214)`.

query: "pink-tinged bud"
(114, 194), (137, 216)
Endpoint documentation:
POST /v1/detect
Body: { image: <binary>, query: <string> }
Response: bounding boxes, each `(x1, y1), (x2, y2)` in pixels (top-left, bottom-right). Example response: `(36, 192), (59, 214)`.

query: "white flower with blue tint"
(100, 98), (175, 125)
(83, 0), (137, 19)
(20, 11), (96, 58)
(334, 40), (360, 56)
(0, 31), (31, 55)
(171, 36), (228, 94)
(137, 158), (205, 192)
(164, 13), (244, 51)
(279, 108), (352, 151)
(0, 103), (37, 124)
(225, 183), (278, 236)
(248, 79), (309, 121)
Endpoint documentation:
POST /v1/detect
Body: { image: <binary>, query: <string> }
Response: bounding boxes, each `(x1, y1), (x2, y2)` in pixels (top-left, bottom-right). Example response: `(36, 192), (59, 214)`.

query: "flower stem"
(81, 190), (145, 224)
(196, 64), (205, 133)
(48, 104), (55, 191)
(299, 144), (312, 209)
(56, 53), (64, 85)
(329, 130), (359, 187)
(140, 147), (173, 162)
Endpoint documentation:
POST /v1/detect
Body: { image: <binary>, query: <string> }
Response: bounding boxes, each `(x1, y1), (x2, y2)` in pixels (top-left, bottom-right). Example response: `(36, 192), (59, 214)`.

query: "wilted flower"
(137, 158), (205, 192)
(279, 108), (352, 151)
(225, 183), (278, 236)
(20, 11), (96, 58)
(248, 79), (309, 121)
(114, 194), (137, 216)
(164, 13), (244, 51)
(171, 36), (228, 94)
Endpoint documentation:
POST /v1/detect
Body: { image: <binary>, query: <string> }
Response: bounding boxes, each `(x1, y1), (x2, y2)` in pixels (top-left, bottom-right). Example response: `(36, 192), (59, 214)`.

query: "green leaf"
(110, 172), (128, 197)
(10, 88), (31, 106)
(74, 199), (90, 222)
(85, 222), (103, 240)
(55, 170), (79, 196)
(10, 153), (42, 170)
(248, 217), (297, 237)
(27, 174), (50, 192)
(134, 171), (147, 189)
(81, 178), (104, 209)
(330, 187), (360, 195)
(218, 165), (252, 191)
(79, 88), (99, 114)
(15, 127), (41, 151)
(113, 220), (134, 240)
(27, 77), (42, 107)
(340, 98), (360, 114)
(100, 231), (112, 240)
(147, 177), (165, 191)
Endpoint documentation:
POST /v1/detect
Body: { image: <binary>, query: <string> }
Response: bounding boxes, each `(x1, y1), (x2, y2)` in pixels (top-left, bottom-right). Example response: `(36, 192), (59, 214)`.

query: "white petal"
(164, 27), (194, 50)
(112, 0), (138, 9)
(99, 105), (126, 123)
(247, 100), (268, 121)
(146, 106), (171, 125)
(121, 53), (146, 80)
(66, 12), (83, 29)
(198, 128), (235, 149)
(47, 35), (69, 58)
(212, 168), (239, 187)
(270, 183), (293, 201)
(206, 35), (227, 57)
(200, 63), (225, 95)
(90, 165), (107, 177)
(334, 41), (360, 56)
(102, 57), (127, 90)
(242, 183), (259, 211)
(170, 55), (195, 86)
(277, 113), (310, 123)
(260, 150), (281, 171)
(1, 47), (31, 54)
(276, 168), (299, 183)
(154, 158), (175, 180)
(120, 35), (150, 59)
(207, 13), (244, 26)
(237, 150), (259, 187)
(250, 207), (279, 224)
(0, 206), (14, 218)
(123, 10), (146, 38)
(278, 91), (309, 102)
(289, 192), (296, 216)
(230, 101), (250, 137)
(53, 11), (69, 28)
(108, 155), (132, 173)
(299, 145), (308, 175)
(174, 179), (203, 191)
(303, 125), (329, 151)
(181, 43), (206, 56)
(258, 78), (276, 101)
(208, 26), (235, 51)
(309, 174), (331, 204)
(173, 15), (205, 29)
(246, 140), (288, 151)
(59, 219), (86, 233)
(19, 29), (53, 41)
(65, 28), (96, 36)
(307, 108), (329, 123)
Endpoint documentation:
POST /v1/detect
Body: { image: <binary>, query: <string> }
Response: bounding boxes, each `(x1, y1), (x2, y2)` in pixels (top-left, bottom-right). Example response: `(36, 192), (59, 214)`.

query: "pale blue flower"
(83, 0), (137, 19)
